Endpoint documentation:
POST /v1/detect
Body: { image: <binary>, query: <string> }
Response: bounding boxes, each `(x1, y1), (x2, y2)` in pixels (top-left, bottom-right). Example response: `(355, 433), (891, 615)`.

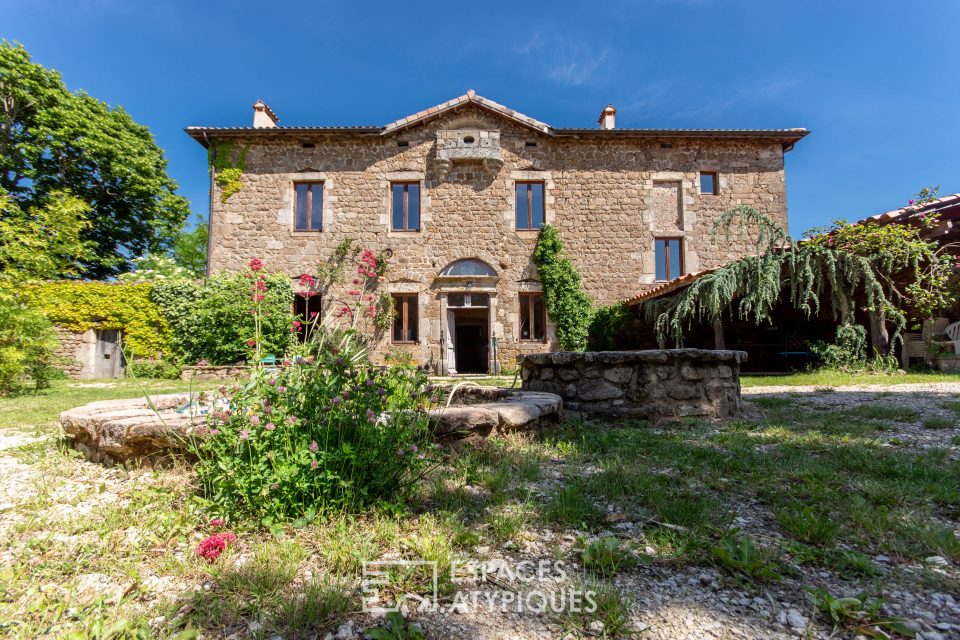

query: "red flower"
(249, 258), (264, 271)
(246, 339), (256, 347)
(298, 273), (316, 288)
(209, 518), (225, 529)
(195, 532), (237, 563)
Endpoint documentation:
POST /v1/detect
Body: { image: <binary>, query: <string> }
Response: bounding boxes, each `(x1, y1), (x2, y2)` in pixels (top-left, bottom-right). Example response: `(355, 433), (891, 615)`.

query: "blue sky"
(5, 0), (958, 235)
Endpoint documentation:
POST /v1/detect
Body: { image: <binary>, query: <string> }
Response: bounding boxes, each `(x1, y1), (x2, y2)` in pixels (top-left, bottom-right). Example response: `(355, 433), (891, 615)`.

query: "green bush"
(810, 323), (867, 369)
(127, 356), (182, 380)
(0, 293), (61, 394)
(152, 270), (295, 365)
(192, 327), (435, 522)
(588, 301), (636, 350)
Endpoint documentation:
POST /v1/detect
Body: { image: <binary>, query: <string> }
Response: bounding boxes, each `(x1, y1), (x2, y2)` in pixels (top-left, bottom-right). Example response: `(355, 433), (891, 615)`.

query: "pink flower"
(298, 273), (316, 288)
(287, 416), (298, 425)
(239, 429), (250, 440)
(264, 422), (275, 431)
(909, 199), (915, 205)
(348, 289), (361, 296)
(195, 532), (237, 563)
(209, 518), (225, 529)
(250, 415), (261, 426)
(269, 378), (277, 386)
(366, 408), (376, 423)
(246, 339), (256, 347)
(397, 448), (404, 457)
(277, 386), (286, 393)
(409, 444), (418, 453)
(249, 258), (264, 271)
(310, 460), (319, 469)
(309, 440), (319, 452)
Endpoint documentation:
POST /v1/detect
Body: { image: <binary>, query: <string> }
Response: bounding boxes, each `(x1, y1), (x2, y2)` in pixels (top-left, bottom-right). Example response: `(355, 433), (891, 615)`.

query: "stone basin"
(59, 387), (562, 467)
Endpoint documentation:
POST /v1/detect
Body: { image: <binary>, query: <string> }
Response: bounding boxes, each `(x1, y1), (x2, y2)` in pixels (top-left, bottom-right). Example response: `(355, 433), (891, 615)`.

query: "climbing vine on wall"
(533, 225), (593, 351)
(209, 140), (250, 203)
(22, 282), (174, 358)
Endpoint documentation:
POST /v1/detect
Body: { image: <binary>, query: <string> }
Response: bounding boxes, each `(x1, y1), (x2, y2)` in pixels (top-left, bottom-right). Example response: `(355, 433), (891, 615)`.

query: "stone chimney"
(252, 100), (278, 128)
(598, 104), (617, 130)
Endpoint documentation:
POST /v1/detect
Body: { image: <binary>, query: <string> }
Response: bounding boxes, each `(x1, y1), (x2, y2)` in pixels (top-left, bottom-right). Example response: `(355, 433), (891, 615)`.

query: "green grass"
(0, 378), (202, 434)
(742, 370), (960, 388)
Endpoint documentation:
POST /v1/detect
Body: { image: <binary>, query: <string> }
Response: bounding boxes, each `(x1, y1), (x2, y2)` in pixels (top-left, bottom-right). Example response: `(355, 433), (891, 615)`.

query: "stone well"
(59, 388), (562, 466)
(520, 349), (747, 420)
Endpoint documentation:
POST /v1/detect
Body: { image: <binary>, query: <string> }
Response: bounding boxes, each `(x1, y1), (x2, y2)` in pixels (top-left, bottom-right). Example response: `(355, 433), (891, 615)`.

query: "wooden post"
(713, 317), (726, 350)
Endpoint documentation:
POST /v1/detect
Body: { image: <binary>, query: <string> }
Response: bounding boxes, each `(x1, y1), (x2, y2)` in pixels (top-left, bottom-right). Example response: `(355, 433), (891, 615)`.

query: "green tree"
(171, 216), (208, 276)
(0, 189), (97, 281)
(0, 41), (189, 278)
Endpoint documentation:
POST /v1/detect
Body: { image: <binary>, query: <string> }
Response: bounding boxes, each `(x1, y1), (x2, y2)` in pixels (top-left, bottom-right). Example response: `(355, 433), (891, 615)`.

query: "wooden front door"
(93, 330), (124, 378)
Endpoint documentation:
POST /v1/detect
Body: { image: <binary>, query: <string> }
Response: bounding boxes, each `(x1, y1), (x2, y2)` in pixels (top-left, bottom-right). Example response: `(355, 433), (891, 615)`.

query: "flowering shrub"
(191, 258), (435, 521)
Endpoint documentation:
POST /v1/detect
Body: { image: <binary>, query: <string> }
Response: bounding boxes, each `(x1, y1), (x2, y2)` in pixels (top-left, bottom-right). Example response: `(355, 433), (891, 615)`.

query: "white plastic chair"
(945, 321), (960, 355)
(923, 317), (950, 342)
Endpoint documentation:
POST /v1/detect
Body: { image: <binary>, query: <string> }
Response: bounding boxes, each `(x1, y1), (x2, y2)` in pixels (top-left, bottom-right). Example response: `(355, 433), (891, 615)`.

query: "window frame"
(391, 293), (418, 344)
(699, 171), (719, 196)
(390, 181), (421, 232)
(518, 292), (547, 342)
(515, 181), (545, 231)
(654, 237), (684, 282)
(293, 181), (324, 231)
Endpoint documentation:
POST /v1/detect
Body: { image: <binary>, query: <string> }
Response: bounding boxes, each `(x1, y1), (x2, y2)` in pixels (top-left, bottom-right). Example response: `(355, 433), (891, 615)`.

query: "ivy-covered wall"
(23, 282), (173, 358)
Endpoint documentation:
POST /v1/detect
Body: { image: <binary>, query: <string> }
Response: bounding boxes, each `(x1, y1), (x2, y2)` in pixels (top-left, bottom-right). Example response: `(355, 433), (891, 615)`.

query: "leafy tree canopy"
(0, 41), (189, 278)
(171, 217), (208, 276)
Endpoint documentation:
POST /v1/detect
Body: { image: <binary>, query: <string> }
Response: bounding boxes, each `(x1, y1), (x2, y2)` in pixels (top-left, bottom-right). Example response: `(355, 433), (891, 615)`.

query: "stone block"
(667, 385), (700, 401)
(577, 380), (623, 402)
(602, 366), (633, 384)
(680, 365), (704, 381)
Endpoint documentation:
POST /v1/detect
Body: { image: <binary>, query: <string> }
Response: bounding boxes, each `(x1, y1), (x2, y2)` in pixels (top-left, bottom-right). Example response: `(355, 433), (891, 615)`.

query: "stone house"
(187, 92), (807, 374)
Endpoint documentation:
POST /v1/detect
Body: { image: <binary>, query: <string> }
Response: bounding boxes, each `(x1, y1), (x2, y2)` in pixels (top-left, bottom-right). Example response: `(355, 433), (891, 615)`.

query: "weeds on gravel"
(544, 481), (605, 530)
(580, 536), (643, 578)
(711, 531), (782, 582)
(923, 416), (955, 430)
(776, 505), (840, 547)
(804, 587), (917, 638)
(560, 580), (635, 639)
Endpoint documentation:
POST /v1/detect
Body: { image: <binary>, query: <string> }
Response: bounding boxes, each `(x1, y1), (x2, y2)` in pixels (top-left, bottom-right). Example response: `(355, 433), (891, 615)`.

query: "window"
(700, 171), (718, 195)
(392, 294), (418, 343)
(294, 182), (323, 231)
(293, 294), (322, 342)
(391, 182), (420, 231)
(447, 292), (490, 308)
(515, 181), (545, 230)
(439, 259), (497, 277)
(519, 293), (546, 341)
(654, 238), (683, 281)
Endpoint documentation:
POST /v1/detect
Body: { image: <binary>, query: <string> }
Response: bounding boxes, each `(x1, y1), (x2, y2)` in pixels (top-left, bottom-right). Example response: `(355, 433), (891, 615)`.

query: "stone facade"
(190, 93), (805, 373)
(520, 350), (746, 419)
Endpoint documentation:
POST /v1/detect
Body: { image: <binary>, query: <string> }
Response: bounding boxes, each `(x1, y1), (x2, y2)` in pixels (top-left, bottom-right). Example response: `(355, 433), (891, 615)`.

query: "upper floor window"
(391, 182), (421, 231)
(392, 293), (418, 343)
(699, 171), (718, 195)
(519, 293), (546, 341)
(654, 238), (683, 281)
(515, 181), (545, 230)
(294, 182), (323, 231)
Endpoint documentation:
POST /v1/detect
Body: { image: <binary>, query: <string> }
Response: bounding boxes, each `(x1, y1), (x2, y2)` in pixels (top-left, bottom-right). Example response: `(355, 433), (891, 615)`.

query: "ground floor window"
(293, 294), (322, 342)
(654, 237), (684, 281)
(392, 294), (418, 343)
(519, 293), (546, 341)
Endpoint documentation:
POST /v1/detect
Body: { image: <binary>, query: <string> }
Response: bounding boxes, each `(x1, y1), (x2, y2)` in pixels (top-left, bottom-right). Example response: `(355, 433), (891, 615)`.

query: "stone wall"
(205, 103), (790, 373)
(180, 365), (249, 381)
(55, 327), (86, 379)
(520, 350), (746, 419)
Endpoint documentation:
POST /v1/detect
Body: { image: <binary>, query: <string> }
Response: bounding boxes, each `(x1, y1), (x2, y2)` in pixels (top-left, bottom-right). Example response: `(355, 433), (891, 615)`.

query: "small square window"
(391, 182), (421, 231)
(700, 172), (718, 195)
(516, 182), (545, 230)
(654, 238), (684, 281)
(519, 293), (546, 341)
(392, 294), (418, 343)
(294, 182), (323, 231)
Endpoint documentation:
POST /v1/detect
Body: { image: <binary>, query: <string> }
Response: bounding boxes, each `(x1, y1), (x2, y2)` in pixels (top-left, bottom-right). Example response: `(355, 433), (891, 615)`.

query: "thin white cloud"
(514, 32), (612, 87)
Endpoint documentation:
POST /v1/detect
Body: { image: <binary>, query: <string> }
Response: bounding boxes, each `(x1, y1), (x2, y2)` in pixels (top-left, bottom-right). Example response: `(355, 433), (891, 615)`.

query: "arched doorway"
(437, 259), (498, 375)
